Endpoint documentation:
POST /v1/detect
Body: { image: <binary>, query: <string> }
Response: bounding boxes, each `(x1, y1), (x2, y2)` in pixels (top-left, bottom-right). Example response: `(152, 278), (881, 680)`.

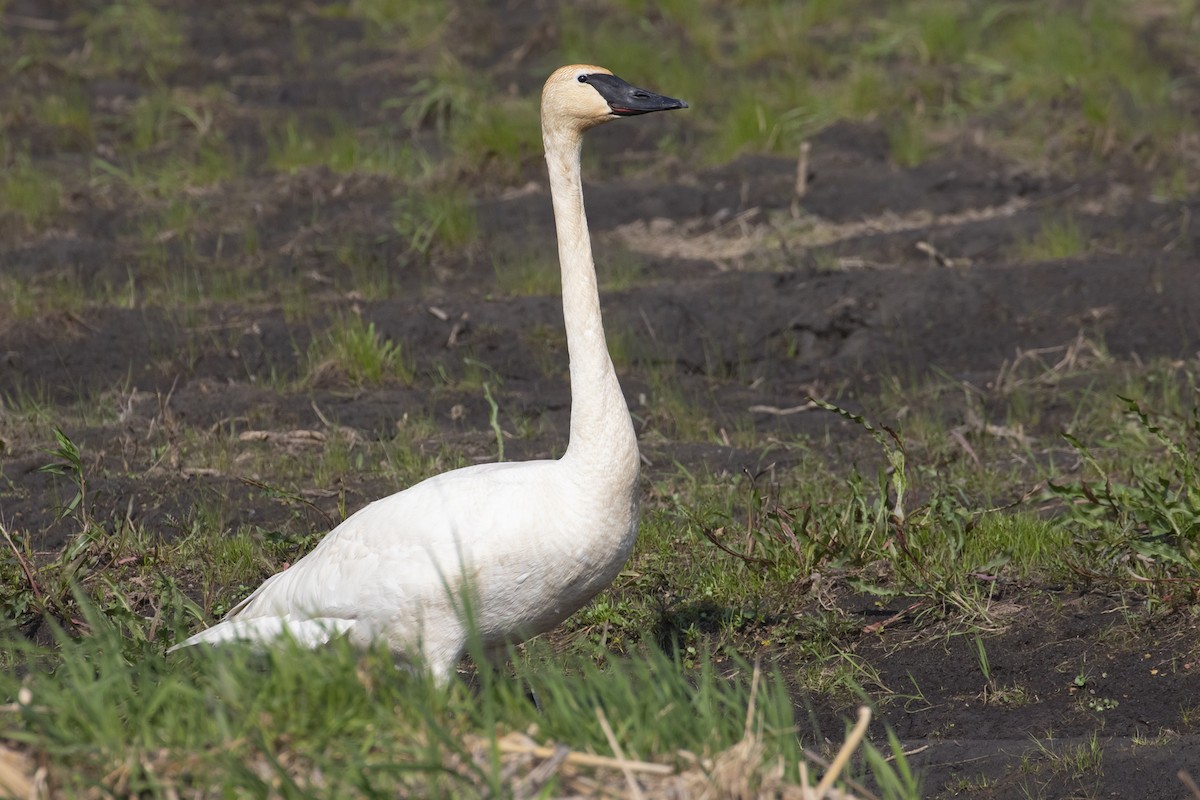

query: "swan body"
(170, 66), (687, 683)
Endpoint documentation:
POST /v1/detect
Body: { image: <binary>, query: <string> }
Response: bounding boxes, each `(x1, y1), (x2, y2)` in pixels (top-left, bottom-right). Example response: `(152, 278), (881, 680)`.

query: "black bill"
(584, 73), (688, 116)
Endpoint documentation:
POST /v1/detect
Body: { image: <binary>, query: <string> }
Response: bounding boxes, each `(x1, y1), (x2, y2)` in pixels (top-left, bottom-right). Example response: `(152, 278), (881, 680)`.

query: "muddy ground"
(2, 1), (1199, 797)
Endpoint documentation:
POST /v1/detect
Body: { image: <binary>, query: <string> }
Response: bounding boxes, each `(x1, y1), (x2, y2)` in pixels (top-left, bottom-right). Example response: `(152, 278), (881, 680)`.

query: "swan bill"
(583, 73), (688, 116)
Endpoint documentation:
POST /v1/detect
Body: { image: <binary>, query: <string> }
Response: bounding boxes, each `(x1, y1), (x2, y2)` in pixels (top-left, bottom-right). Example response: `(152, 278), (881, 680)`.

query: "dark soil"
(2, 2), (1198, 797)
(817, 594), (1200, 798)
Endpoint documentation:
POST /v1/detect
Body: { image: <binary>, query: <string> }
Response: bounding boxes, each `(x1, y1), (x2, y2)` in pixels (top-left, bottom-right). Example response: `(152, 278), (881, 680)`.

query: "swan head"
(542, 65), (687, 136)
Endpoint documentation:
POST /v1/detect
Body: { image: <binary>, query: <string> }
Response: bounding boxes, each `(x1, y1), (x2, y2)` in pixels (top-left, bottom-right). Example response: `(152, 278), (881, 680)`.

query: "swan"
(169, 65), (688, 684)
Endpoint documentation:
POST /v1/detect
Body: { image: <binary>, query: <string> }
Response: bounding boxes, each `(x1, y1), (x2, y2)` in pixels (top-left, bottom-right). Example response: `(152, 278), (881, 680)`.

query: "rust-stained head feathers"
(541, 65), (687, 138)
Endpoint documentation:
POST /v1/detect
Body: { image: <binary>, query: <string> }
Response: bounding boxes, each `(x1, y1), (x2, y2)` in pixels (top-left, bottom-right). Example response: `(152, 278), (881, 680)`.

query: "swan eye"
(577, 74), (588, 83)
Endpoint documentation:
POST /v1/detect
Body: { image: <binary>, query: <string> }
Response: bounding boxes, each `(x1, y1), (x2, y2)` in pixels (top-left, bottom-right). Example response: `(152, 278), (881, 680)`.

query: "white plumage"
(169, 66), (687, 684)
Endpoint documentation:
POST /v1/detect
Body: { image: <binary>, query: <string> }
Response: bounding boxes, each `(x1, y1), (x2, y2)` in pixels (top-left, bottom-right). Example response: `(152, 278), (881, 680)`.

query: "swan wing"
(175, 460), (567, 651)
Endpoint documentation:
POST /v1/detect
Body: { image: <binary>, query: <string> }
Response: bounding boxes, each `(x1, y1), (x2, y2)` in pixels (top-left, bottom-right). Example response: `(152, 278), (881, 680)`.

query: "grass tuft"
(306, 315), (414, 387)
(82, 0), (185, 80)
(0, 153), (62, 232)
(491, 242), (559, 297)
(393, 184), (478, 257)
(1017, 216), (1088, 261)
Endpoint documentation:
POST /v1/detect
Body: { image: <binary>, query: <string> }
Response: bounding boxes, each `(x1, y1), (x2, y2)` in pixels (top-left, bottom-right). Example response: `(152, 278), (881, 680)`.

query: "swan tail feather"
(167, 617), (355, 652)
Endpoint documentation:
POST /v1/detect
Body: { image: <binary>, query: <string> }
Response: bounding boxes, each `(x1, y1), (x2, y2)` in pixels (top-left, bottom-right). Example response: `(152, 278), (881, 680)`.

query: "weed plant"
(1050, 396), (1200, 591)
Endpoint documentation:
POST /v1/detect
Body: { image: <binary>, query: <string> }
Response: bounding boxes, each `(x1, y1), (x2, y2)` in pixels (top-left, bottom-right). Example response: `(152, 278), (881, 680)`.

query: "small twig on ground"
(948, 428), (981, 466)
(791, 140), (811, 218)
(447, 312), (469, 347)
(63, 310), (99, 333)
(795, 141), (811, 198)
(310, 401), (334, 428)
(493, 734), (673, 776)
(701, 526), (775, 567)
(749, 401), (819, 416)
(158, 374), (181, 433)
(239, 477), (336, 529)
(975, 482), (1045, 515)
(0, 743), (35, 800)
(238, 430), (327, 446)
(595, 707), (647, 800)
(814, 706), (872, 799)
(887, 744), (929, 761)
(511, 742), (570, 799)
(0, 523), (43, 603)
(206, 416), (250, 436)
(800, 752), (876, 800)
(915, 240), (970, 268)
(638, 306), (659, 346)
(1180, 769), (1200, 800)
(744, 658), (762, 738)
(861, 600), (927, 635)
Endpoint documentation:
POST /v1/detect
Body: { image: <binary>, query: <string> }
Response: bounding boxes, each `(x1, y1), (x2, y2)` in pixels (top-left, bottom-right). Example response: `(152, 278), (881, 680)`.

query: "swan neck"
(543, 127), (638, 475)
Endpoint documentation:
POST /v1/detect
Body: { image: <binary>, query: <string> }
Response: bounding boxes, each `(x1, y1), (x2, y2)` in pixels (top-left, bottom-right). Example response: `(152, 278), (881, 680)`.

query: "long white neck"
(543, 127), (639, 483)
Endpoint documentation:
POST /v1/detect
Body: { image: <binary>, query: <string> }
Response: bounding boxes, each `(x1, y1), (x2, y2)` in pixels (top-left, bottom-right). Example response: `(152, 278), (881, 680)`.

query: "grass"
(347, 0), (451, 45)
(0, 272), (94, 321)
(1049, 395), (1200, 584)
(34, 89), (95, 150)
(599, 249), (648, 292)
(305, 314), (414, 387)
(393, 183), (478, 258)
(1, 418), (913, 794)
(450, 96), (542, 181)
(572, 365), (1200, 664)
(269, 117), (421, 178)
(0, 153), (62, 233)
(642, 370), (720, 442)
(3, 349), (1197, 796)
(0, 606), (916, 797)
(491, 241), (560, 296)
(80, 0), (185, 80)
(559, 0), (1199, 171)
(1016, 216), (1088, 261)
(333, 239), (405, 299)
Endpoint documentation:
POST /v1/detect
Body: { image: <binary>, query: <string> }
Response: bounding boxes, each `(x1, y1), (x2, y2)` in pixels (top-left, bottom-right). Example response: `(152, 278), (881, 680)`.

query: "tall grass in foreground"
(0, 602), (918, 798)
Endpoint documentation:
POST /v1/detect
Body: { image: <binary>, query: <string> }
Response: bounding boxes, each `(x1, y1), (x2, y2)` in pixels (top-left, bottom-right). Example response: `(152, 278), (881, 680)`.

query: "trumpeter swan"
(169, 66), (687, 684)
